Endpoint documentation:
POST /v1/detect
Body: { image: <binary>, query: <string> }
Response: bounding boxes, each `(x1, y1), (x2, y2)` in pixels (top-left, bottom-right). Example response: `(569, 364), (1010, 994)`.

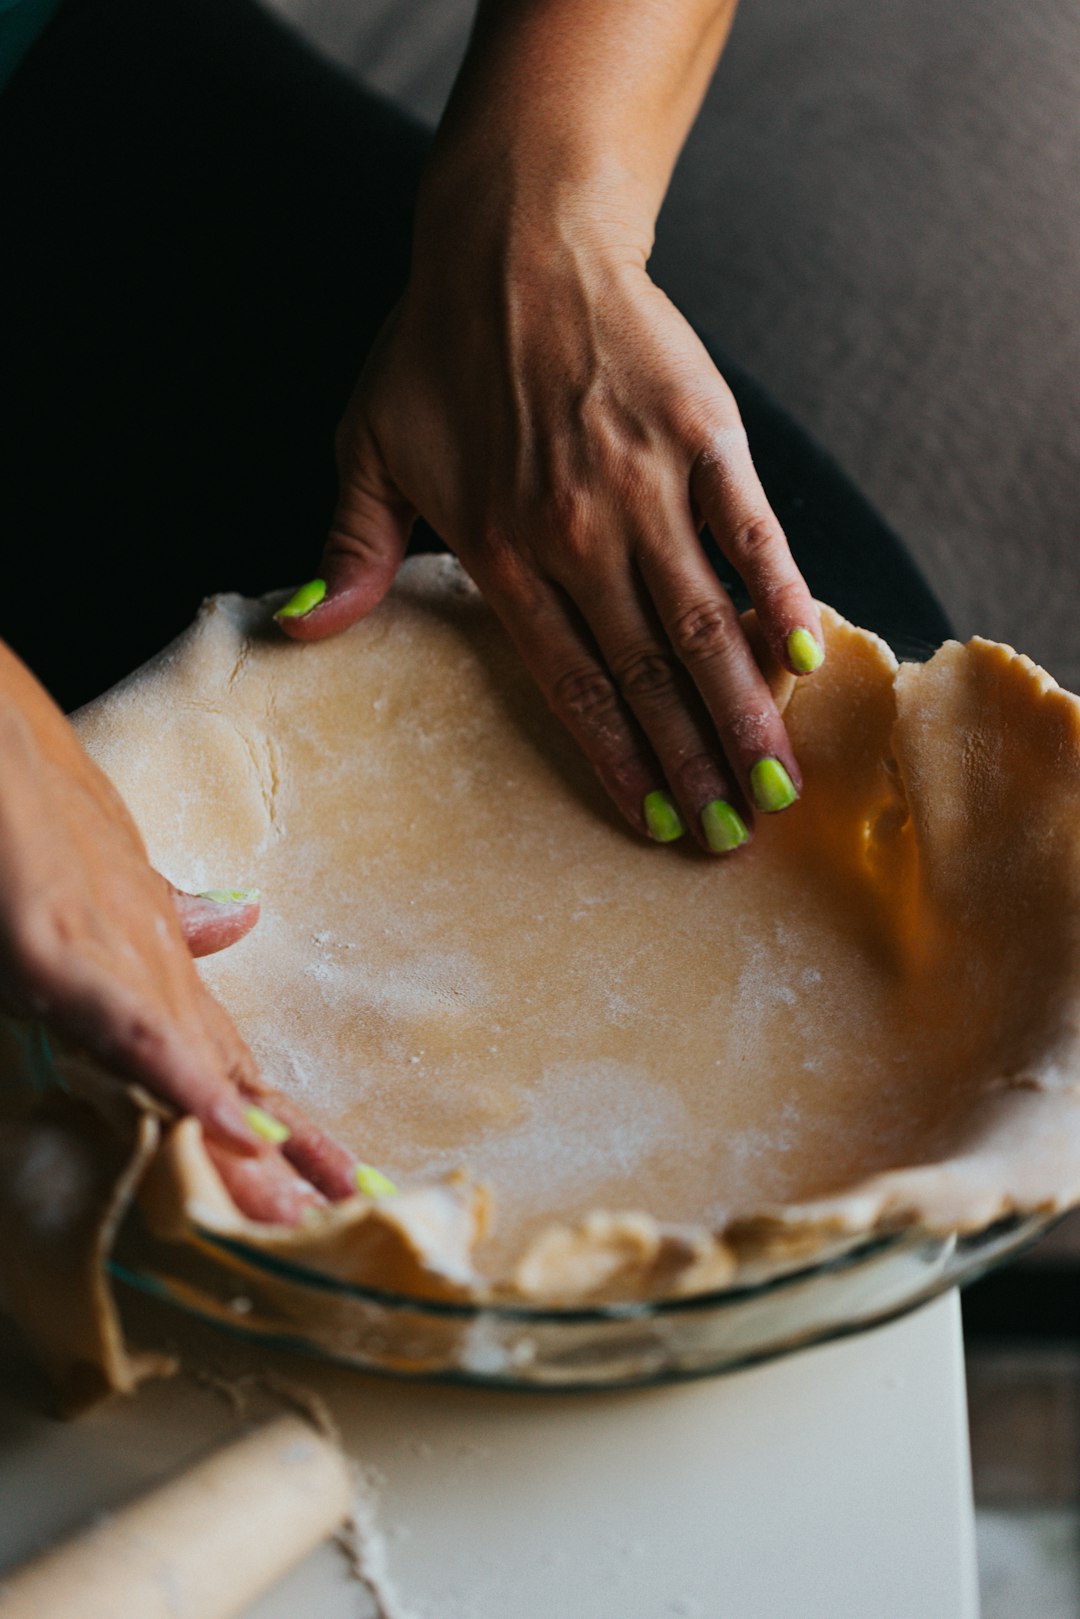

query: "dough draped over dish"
(5, 555), (1080, 1403)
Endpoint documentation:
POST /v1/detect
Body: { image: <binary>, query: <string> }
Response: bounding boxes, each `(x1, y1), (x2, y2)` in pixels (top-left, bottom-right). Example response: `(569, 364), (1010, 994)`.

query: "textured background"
(266, 0), (1080, 690)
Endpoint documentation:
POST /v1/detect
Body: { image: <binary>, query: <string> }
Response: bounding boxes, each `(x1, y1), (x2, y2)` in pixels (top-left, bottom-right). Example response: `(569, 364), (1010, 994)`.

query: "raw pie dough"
(5, 554), (1080, 1400)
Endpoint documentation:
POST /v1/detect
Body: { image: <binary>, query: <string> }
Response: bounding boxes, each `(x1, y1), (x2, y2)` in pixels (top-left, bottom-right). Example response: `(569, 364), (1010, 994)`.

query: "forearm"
(420, 0), (739, 250)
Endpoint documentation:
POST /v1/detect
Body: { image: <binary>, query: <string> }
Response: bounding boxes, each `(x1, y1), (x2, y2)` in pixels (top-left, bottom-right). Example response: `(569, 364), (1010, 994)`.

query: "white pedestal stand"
(0, 1291), (978, 1619)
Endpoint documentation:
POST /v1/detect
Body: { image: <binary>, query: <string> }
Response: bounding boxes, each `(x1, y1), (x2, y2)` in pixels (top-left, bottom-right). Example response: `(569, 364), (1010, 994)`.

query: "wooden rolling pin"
(0, 1414), (353, 1619)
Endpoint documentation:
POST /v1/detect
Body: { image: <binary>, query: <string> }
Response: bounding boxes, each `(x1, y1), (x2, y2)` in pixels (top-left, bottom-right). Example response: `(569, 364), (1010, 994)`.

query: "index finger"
(636, 533), (803, 816)
(691, 431), (825, 679)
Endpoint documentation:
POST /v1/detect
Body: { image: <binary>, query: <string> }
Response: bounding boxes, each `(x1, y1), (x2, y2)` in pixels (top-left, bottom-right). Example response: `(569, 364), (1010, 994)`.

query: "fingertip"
(273, 574), (339, 642)
(274, 577), (327, 621)
(244, 1103), (291, 1146)
(283, 1133), (361, 1202)
(700, 798), (751, 854)
(174, 888), (261, 957)
(274, 561), (397, 643)
(204, 1090), (267, 1156)
(205, 1139), (327, 1225)
(643, 789), (687, 844)
(234, 1084), (361, 1201)
(749, 756), (800, 814)
(786, 626), (825, 676)
(278, 478), (414, 642)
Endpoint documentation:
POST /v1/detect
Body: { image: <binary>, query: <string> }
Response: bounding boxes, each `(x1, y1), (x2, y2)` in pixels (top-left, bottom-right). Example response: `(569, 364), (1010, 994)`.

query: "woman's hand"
(278, 0), (824, 853)
(282, 216), (822, 850)
(0, 644), (361, 1223)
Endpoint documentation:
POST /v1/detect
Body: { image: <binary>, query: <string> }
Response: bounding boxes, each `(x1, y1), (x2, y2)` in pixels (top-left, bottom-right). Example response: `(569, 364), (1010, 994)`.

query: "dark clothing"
(0, 0), (951, 714)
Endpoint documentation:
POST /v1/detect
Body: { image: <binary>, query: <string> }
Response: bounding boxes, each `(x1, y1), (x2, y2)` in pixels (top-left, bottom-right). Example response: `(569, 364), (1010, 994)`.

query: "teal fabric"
(0, 0), (62, 93)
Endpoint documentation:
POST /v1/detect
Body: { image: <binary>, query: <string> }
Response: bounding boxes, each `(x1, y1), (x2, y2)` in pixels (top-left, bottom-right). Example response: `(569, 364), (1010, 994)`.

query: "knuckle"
(113, 1008), (167, 1062)
(538, 488), (595, 573)
(689, 417), (749, 470)
(764, 576), (806, 611)
(551, 485), (591, 540)
(728, 706), (776, 757)
(673, 749), (730, 802)
(323, 522), (385, 569)
(728, 516), (783, 575)
(473, 516), (513, 561)
(549, 663), (621, 727)
(670, 599), (737, 664)
(225, 1046), (259, 1091)
(614, 647), (681, 702)
(758, 578), (806, 622)
(604, 757), (646, 799)
(474, 534), (535, 605)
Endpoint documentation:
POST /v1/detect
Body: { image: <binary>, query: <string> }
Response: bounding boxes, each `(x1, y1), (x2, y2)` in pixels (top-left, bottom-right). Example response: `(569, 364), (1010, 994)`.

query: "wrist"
(413, 134), (656, 290)
(417, 0), (738, 260)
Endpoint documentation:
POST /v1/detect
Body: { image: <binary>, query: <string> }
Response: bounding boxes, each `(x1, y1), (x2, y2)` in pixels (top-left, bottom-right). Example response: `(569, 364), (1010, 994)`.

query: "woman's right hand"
(0, 641), (359, 1224)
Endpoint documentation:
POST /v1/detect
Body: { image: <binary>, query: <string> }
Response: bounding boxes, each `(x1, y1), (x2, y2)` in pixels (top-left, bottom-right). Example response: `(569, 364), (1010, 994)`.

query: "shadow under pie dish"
(4, 555), (1080, 1397)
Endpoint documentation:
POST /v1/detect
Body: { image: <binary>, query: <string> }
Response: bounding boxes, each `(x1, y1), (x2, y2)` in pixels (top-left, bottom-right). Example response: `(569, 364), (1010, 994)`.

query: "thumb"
(276, 441), (414, 642)
(170, 884), (261, 957)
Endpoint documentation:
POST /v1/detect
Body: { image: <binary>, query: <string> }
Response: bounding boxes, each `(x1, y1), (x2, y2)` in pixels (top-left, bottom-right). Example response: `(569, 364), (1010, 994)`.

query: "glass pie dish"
(108, 1208), (1053, 1391)
(9, 608), (1073, 1406)
(101, 623), (1053, 1390)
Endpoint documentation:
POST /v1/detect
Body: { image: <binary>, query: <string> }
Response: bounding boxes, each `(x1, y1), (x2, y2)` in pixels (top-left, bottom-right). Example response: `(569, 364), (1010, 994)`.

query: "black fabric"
(0, 0), (951, 714)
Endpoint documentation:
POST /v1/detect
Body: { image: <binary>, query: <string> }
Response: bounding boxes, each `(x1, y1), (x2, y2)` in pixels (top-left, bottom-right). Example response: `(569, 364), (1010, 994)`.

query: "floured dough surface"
(66, 556), (1080, 1300)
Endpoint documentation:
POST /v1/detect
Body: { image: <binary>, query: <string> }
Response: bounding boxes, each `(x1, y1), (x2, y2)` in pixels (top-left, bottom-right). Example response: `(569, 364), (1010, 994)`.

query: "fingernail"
(701, 799), (749, 853)
(787, 627), (824, 674)
(275, 578), (327, 620)
(643, 789), (686, 843)
(244, 1104), (291, 1145)
(355, 1163), (400, 1198)
(210, 1093), (266, 1151)
(198, 888), (261, 906)
(750, 758), (799, 813)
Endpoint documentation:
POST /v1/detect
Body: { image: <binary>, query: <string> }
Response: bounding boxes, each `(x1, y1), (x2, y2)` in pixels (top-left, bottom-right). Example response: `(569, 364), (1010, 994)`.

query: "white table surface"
(0, 1290), (979, 1619)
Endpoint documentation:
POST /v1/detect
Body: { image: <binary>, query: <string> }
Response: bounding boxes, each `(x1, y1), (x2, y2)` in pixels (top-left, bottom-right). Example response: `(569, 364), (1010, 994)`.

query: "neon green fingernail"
(787, 627), (824, 674)
(198, 888), (261, 905)
(750, 758), (798, 813)
(244, 1105), (291, 1145)
(701, 799), (749, 853)
(275, 578), (327, 619)
(643, 790), (686, 843)
(355, 1163), (400, 1198)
